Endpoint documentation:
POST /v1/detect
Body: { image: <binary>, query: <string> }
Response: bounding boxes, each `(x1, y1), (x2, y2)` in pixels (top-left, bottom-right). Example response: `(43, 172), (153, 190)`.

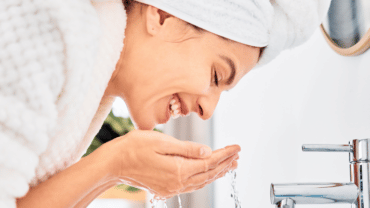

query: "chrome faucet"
(270, 139), (370, 208)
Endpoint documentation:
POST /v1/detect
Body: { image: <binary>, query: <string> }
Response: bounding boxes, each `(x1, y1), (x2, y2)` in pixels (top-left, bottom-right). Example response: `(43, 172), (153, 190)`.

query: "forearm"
(71, 95), (120, 208)
(74, 178), (120, 208)
(16, 150), (118, 208)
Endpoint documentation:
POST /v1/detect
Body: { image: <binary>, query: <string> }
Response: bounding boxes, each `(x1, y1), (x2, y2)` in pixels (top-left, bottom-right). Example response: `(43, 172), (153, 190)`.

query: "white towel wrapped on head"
(258, 0), (332, 66)
(135, 0), (332, 66)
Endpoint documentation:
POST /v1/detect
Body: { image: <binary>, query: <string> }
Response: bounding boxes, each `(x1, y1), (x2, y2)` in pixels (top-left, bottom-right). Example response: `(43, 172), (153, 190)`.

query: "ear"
(145, 6), (172, 36)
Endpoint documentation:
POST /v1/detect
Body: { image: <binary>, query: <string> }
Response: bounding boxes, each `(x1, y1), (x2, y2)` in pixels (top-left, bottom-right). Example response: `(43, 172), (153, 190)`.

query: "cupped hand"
(101, 130), (240, 199)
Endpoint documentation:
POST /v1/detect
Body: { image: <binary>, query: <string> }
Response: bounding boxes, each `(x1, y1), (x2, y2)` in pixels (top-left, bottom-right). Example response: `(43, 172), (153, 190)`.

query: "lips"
(176, 94), (189, 116)
(160, 93), (191, 124)
(163, 93), (190, 123)
(172, 93), (189, 117)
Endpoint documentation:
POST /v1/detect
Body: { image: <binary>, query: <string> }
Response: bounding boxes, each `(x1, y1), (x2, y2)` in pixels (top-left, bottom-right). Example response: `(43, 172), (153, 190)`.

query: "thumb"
(158, 137), (212, 159)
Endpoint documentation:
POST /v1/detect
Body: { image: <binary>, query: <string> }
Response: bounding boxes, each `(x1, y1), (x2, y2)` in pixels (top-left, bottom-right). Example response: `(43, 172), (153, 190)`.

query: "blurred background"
(87, 25), (370, 208)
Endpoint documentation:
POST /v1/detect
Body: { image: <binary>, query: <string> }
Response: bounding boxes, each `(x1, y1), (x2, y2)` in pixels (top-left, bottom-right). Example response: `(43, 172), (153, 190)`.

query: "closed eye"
(214, 69), (219, 86)
(212, 64), (220, 87)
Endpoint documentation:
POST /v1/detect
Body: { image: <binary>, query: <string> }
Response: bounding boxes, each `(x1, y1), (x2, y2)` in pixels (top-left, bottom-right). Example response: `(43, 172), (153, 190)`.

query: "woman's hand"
(100, 130), (240, 199)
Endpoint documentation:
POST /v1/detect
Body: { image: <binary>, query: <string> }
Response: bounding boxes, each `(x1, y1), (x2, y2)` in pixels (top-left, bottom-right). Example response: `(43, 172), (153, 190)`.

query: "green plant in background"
(83, 138), (102, 158)
(83, 111), (135, 157)
(83, 111), (157, 193)
(104, 111), (136, 135)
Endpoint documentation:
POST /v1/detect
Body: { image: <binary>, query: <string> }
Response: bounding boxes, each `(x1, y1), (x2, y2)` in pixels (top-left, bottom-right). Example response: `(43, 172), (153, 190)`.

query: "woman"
(0, 0), (330, 207)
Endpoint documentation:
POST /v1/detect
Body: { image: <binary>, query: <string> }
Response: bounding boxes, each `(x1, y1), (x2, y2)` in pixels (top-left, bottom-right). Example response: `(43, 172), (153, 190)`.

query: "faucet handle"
(302, 144), (352, 152)
(303, 139), (370, 163)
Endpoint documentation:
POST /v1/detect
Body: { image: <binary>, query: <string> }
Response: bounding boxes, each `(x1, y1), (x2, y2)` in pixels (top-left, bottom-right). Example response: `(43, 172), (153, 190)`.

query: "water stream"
(150, 195), (182, 208)
(150, 171), (240, 208)
(150, 197), (159, 208)
(177, 195), (182, 208)
(228, 170), (241, 208)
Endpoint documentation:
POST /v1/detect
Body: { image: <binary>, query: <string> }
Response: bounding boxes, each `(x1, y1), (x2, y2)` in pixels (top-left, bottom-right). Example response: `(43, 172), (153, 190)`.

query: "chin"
(136, 124), (156, 131)
(131, 117), (156, 131)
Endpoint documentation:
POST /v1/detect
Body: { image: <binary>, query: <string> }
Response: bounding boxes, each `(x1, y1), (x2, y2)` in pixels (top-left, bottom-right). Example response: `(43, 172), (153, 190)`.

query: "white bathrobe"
(0, 0), (126, 207)
(0, 0), (330, 207)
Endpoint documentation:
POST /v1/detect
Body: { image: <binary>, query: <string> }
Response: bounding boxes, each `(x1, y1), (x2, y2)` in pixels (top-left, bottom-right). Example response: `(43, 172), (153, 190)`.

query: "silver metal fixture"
(271, 183), (358, 206)
(270, 138), (370, 208)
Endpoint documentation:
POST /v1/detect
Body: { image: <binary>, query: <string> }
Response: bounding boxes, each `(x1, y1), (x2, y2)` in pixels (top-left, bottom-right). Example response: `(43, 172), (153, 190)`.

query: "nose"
(197, 90), (222, 120)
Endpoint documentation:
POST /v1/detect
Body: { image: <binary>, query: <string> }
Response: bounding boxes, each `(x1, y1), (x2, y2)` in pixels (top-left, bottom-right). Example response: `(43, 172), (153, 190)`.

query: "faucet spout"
(271, 183), (359, 206)
(276, 198), (295, 208)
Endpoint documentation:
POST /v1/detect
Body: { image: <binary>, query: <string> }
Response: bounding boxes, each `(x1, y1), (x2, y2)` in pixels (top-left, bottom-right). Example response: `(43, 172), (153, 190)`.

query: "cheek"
(174, 73), (210, 95)
(191, 77), (210, 93)
(177, 61), (211, 94)
(147, 40), (212, 94)
(190, 67), (212, 93)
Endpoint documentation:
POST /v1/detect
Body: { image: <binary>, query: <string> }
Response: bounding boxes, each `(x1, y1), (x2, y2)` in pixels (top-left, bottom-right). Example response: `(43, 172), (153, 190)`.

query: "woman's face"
(108, 5), (260, 130)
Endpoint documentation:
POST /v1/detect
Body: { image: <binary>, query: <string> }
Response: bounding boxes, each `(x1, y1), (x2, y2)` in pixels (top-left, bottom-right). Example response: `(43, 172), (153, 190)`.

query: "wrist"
(86, 143), (121, 184)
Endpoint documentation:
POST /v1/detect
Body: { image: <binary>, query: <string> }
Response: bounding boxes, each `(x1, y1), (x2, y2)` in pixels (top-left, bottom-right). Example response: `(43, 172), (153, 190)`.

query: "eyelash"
(214, 70), (218, 87)
(213, 66), (219, 87)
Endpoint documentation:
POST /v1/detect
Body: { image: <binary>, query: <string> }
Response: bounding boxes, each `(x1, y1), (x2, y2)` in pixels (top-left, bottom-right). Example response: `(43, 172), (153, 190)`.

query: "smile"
(168, 93), (189, 119)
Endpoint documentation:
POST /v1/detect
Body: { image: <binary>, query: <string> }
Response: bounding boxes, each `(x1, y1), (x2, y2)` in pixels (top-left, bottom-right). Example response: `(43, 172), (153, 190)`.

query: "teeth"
(169, 97), (181, 119)
(171, 104), (179, 111)
(171, 108), (180, 118)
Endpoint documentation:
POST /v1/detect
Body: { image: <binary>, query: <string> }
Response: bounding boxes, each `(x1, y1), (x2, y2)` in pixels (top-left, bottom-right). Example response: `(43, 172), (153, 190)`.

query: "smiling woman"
(106, 2), (261, 130)
(0, 0), (329, 208)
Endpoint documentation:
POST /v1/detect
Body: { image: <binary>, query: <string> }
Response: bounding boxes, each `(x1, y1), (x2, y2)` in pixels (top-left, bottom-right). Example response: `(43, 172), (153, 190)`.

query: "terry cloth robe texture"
(0, 0), (126, 207)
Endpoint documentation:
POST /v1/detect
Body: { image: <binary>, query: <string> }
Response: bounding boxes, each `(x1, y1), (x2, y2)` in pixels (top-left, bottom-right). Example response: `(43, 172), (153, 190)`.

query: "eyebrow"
(219, 55), (236, 85)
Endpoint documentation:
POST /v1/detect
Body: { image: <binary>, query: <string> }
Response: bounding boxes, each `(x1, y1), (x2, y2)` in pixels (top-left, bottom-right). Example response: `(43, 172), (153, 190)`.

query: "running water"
(177, 195), (182, 208)
(150, 196), (168, 208)
(228, 170), (241, 208)
(151, 180), (236, 208)
(149, 197), (159, 208)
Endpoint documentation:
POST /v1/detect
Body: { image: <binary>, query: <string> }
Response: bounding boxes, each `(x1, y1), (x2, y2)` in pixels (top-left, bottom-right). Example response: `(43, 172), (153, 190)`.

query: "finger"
(180, 183), (208, 194)
(183, 154), (239, 187)
(182, 145), (240, 177)
(156, 136), (212, 159)
(179, 161), (237, 194)
(130, 130), (212, 159)
(212, 158), (238, 180)
(166, 161), (238, 197)
(203, 145), (240, 171)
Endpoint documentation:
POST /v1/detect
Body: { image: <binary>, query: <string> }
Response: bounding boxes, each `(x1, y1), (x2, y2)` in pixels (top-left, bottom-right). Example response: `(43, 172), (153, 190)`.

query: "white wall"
(214, 29), (370, 208)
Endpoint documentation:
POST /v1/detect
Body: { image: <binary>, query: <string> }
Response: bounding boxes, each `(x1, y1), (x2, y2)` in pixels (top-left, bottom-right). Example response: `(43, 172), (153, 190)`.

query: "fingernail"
(200, 147), (212, 157)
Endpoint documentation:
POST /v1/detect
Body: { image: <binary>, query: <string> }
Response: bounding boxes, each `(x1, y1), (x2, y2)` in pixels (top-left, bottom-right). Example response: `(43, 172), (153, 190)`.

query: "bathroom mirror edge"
(321, 25), (370, 56)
